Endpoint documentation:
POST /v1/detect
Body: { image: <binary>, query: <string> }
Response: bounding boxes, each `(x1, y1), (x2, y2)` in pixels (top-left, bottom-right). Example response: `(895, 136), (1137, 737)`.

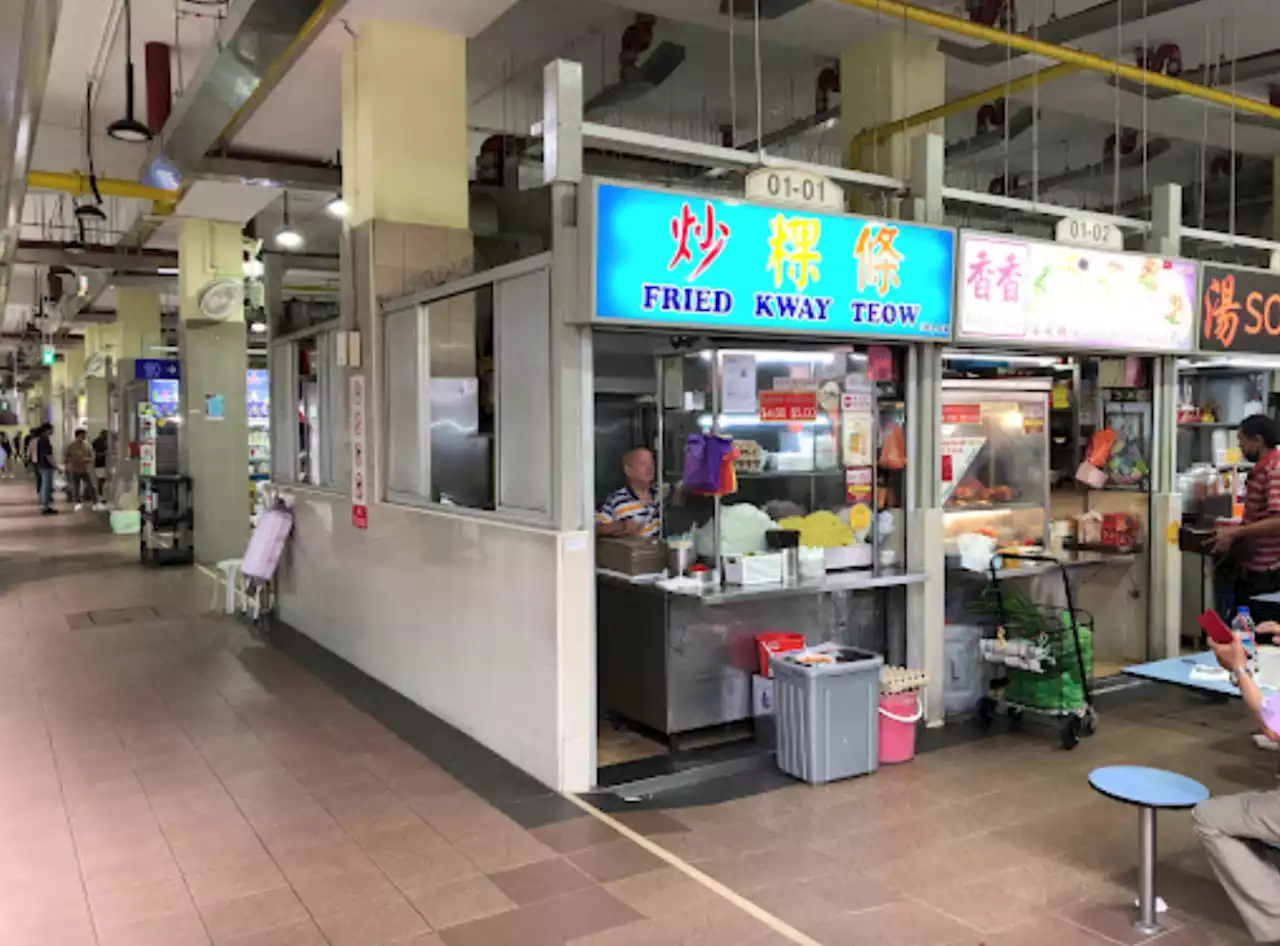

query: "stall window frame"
(379, 254), (555, 528)
(269, 320), (346, 494)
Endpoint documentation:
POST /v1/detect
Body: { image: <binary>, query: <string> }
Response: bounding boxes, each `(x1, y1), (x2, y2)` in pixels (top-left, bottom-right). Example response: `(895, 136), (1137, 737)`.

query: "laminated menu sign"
(350, 374), (368, 530)
(1201, 264), (1280, 354)
(759, 389), (817, 422)
(939, 437), (987, 504)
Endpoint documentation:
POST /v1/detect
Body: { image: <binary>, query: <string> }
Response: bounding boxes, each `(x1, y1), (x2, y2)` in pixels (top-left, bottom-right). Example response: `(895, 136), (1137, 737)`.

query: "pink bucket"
(878, 691), (922, 765)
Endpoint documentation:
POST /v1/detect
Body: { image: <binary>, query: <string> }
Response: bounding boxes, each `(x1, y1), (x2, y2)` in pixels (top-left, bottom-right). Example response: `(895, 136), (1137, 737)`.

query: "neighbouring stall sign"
(1200, 264), (1280, 354)
(590, 181), (955, 340)
(955, 233), (1197, 352)
(40, 345), (55, 367)
(135, 359), (180, 381)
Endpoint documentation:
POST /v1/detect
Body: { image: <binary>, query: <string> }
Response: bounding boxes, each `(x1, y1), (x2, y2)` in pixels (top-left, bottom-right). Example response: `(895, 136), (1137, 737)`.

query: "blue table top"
(1121, 651), (1280, 698)
(1089, 765), (1209, 809)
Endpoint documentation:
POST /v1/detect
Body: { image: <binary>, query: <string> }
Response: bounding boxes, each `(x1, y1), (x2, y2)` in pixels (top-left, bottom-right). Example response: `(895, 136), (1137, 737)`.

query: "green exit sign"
(40, 346), (54, 367)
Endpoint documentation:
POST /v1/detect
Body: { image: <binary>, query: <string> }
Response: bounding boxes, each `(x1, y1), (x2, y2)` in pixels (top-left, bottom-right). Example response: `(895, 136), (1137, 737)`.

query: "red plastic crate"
(756, 632), (806, 677)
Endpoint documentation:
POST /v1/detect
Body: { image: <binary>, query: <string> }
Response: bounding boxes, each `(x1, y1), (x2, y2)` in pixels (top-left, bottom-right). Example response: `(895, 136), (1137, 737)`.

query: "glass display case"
(657, 343), (908, 576)
(941, 379), (1051, 550)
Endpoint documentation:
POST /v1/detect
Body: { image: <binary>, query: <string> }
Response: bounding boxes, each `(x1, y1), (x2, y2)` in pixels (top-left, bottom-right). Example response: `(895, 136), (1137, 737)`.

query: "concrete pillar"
(841, 30), (946, 182)
(341, 20), (472, 504)
(114, 287), (162, 362)
(49, 361), (66, 457)
(177, 218), (249, 564)
(342, 21), (468, 231)
(1147, 183), (1182, 256)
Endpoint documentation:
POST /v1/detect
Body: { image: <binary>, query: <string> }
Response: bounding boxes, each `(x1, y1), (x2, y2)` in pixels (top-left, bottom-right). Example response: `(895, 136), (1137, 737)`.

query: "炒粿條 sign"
(588, 180), (955, 341)
(1201, 264), (1280, 355)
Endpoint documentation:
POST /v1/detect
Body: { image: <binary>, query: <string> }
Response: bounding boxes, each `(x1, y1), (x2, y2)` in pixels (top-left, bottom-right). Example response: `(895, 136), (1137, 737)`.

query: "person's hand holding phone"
(1209, 635), (1249, 674)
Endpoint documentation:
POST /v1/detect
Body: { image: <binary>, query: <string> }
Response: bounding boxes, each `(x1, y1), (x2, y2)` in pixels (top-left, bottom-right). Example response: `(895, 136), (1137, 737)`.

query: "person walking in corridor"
(92, 429), (108, 502)
(64, 429), (98, 512)
(34, 425), (57, 515)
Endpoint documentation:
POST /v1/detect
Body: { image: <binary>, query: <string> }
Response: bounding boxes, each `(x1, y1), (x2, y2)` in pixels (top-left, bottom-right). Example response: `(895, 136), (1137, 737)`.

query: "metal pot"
(666, 542), (696, 577)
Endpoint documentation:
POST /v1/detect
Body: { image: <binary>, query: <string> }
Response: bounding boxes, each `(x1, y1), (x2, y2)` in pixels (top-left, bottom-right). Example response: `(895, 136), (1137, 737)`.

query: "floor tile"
(530, 817), (622, 854)
(489, 857), (596, 904)
(183, 858), (288, 908)
(197, 888), (310, 945)
(567, 839), (665, 884)
(95, 907), (211, 946)
(405, 875), (518, 930)
(313, 893), (433, 946)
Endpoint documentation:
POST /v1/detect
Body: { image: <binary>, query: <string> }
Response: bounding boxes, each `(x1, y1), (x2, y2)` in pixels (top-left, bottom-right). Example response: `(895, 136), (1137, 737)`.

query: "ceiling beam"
(196, 154), (341, 192)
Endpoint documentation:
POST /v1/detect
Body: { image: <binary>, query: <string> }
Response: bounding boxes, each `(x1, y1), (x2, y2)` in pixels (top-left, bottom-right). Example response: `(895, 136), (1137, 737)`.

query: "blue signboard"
(135, 358), (180, 381)
(592, 181), (955, 340)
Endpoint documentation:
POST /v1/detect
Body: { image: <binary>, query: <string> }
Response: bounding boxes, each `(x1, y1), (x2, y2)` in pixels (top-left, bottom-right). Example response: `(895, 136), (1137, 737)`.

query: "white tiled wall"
(277, 490), (595, 791)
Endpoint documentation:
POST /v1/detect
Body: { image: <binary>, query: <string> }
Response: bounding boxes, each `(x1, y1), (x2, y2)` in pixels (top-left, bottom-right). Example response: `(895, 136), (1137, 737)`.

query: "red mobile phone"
(1199, 610), (1235, 645)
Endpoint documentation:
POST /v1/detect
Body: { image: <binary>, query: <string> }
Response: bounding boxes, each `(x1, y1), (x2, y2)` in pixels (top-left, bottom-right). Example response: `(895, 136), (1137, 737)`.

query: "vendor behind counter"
(596, 448), (662, 538)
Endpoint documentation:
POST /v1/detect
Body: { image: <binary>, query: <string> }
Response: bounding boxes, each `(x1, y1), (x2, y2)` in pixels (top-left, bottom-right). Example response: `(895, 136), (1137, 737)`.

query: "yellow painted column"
(178, 218), (249, 563)
(114, 287), (162, 361)
(342, 20), (468, 229)
(841, 30), (945, 182)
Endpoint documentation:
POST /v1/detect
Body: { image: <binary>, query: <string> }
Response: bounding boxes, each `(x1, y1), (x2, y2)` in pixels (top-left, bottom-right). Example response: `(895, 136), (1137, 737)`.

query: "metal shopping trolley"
(975, 552), (1098, 749)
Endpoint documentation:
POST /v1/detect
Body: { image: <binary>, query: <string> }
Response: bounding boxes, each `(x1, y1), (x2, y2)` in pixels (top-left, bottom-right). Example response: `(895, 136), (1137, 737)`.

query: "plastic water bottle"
(1233, 607), (1259, 674)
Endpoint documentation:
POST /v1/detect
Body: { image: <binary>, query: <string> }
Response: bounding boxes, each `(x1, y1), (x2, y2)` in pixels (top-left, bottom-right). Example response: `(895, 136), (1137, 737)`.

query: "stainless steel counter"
(597, 568), (909, 742)
(947, 551), (1136, 581)
(598, 566), (928, 603)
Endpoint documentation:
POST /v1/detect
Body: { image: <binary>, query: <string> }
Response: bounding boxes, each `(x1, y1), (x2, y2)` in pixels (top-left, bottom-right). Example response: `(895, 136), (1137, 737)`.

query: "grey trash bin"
(773, 646), (883, 784)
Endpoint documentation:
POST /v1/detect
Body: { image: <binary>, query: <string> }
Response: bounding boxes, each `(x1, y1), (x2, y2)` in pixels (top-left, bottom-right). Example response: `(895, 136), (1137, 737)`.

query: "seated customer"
(596, 447), (661, 538)
(1194, 626), (1280, 942)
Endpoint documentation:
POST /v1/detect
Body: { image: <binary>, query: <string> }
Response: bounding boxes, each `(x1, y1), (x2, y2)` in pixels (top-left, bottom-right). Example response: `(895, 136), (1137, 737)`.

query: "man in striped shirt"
(1212, 414), (1280, 625)
(596, 447), (661, 539)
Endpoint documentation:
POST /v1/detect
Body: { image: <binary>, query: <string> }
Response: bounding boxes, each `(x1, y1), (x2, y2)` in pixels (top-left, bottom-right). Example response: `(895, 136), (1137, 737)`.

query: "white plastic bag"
(957, 532), (997, 573)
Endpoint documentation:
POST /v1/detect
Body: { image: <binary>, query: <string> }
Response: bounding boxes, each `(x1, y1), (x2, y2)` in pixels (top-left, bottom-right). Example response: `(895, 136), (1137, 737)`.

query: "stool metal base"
(1135, 806), (1163, 935)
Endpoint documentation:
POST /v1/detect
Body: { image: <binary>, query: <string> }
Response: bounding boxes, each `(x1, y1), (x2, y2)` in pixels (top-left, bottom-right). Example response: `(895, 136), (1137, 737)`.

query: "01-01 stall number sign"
(350, 374), (368, 530)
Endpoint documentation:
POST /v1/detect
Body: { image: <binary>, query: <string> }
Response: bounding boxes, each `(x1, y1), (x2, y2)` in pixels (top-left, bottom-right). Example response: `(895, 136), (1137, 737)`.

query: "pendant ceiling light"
(273, 192), (304, 250)
(107, 0), (153, 143)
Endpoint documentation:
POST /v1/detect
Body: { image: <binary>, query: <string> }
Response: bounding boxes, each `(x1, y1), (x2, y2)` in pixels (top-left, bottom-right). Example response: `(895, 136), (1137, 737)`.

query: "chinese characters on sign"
(668, 201), (730, 280)
(1201, 265), (1280, 354)
(955, 233), (1197, 352)
(350, 374), (368, 530)
(594, 182), (955, 340)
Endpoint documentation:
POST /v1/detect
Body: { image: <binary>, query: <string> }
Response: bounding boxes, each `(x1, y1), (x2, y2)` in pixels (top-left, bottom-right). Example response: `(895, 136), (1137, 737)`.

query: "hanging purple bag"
(683, 433), (733, 495)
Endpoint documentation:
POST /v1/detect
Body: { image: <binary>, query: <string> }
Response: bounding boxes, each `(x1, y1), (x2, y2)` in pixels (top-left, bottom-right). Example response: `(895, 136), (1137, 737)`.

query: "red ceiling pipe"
(144, 42), (172, 135)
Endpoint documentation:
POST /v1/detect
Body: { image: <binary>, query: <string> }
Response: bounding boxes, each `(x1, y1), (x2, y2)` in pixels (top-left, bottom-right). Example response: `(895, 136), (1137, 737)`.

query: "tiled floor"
(0, 478), (1272, 945)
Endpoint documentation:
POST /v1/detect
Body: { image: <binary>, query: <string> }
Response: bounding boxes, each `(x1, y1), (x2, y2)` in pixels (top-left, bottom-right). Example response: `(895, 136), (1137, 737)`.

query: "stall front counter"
(597, 568), (918, 743)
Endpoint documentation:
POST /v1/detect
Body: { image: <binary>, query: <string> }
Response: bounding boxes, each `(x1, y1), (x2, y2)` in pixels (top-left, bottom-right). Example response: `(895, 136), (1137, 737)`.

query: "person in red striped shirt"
(1212, 414), (1280, 627)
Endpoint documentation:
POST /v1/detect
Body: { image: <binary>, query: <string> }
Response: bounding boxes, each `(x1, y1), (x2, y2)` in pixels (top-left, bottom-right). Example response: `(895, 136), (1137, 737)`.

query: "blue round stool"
(1089, 766), (1209, 935)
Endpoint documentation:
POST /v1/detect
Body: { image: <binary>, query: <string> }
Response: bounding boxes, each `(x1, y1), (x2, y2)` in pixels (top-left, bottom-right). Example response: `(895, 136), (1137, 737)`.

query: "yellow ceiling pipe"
(831, 0), (1280, 123)
(850, 61), (1080, 167)
(26, 170), (178, 212)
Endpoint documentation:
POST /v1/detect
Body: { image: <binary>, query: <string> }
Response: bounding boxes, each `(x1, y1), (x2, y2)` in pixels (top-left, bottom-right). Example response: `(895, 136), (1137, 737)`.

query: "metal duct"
(0, 0), (59, 278)
(939, 0), (1204, 66)
(1112, 47), (1280, 100)
(1006, 137), (1172, 198)
(946, 107), (1036, 162)
(720, 0), (812, 20)
(141, 0), (349, 190)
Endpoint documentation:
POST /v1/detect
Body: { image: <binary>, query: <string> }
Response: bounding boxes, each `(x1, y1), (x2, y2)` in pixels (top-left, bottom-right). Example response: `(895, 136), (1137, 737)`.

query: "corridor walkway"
(0, 478), (1268, 946)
